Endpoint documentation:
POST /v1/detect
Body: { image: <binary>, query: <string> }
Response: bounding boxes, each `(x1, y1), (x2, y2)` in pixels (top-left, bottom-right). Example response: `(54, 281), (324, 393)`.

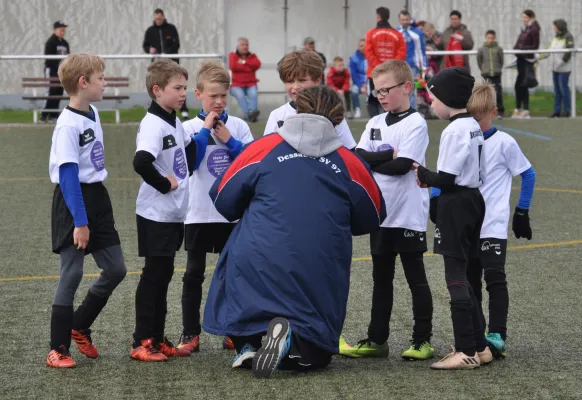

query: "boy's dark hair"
(376, 7), (390, 21)
(146, 59), (188, 100)
(277, 50), (324, 83)
(296, 86), (345, 127)
(154, 8), (164, 15)
(450, 10), (462, 19)
(399, 10), (410, 17)
(486, 30), (496, 36)
(523, 9), (536, 19)
(333, 56), (344, 63)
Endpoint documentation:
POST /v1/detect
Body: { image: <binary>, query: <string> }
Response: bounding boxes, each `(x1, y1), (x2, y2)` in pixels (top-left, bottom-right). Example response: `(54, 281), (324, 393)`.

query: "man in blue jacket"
(349, 39), (368, 119)
(397, 10), (428, 109)
(204, 86), (386, 379)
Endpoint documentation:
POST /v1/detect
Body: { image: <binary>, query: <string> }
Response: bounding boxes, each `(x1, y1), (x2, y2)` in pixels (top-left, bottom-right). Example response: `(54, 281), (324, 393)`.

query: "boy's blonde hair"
(196, 61), (230, 91)
(296, 85), (344, 126)
(277, 50), (324, 82)
(145, 59), (189, 100)
(467, 82), (496, 120)
(371, 60), (413, 83)
(57, 53), (105, 95)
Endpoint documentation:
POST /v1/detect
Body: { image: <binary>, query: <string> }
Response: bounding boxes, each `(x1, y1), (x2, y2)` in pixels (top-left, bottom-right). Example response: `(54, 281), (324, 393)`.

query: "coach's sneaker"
(232, 343), (257, 369)
(178, 334), (200, 353)
(486, 333), (507, 359)
(71, 328), (99, 359)
(350, 338), (389, 358)
(478, 346), (493, 365)
(252, 317), (292, 379)
(338, 335), (361, 358)
(511, 109), (521, 119)
(157, 336), (191, 357)
(401, 341), (435, 360)
(223, 336), (235, 350)
(430, 347), (480, 370)
(46, 346), (76, 368)
(130, 338), (168, 362)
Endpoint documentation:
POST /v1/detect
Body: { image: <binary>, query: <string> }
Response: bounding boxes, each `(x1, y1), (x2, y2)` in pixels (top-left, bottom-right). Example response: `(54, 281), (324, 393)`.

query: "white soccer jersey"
(437, 114), (485, 188)
(183, 114), (254, 224)
(480, 129), (531, 239)
(264, 102), (357, 149)
(49, 105), (108, 184)
(357, 110), (429, 231)
(135, 108), (192, 223)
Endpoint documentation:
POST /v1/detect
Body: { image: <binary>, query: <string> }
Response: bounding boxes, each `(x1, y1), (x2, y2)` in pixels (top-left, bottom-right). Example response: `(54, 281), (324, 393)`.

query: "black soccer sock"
(401, 251), (433, 343)
(73, 290), (109, 331)
(50, 305), (74, 351)
(367, 253), (397, 344)
(152, 256), (175, 343)
(181, 248), (207, 336)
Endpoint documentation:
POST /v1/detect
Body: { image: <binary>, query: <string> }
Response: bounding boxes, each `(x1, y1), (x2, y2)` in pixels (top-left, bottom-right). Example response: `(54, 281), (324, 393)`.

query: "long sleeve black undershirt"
(355, 148), (414, 176)
(133, 151), (172, 194)
(416, 165), (456, 188)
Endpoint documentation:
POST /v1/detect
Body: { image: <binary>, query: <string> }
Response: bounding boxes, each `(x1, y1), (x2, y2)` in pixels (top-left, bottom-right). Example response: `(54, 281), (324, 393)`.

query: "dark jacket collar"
(386, 107), (416, 126)
(148, 101), (176, 128)
(377, 21), (392, 29)
(448, 112), (472, 122)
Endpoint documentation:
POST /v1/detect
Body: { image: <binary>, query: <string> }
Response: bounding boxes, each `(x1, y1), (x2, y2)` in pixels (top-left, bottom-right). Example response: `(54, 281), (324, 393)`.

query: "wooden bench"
(21, 77), (130, 124)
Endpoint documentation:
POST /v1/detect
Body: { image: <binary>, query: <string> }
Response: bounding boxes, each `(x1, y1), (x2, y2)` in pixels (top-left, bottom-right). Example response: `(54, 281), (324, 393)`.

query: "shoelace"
(356, 338), (374, 348)
(74, 329), (93, 344)
(54, 346), (71, 359)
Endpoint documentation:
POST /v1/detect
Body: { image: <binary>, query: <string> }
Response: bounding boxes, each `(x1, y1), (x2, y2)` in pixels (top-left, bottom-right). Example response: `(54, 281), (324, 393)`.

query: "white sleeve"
(264, 110), (279, 136)
(54, 125), (80, 166)
(436, 130), (470, 175)
(182, 120), (196, 138)
(356, 119), (374, 151)
(335, 119), (357, 149)
(179, 122), (191, 147)
(395, 120), (429, 165)
(504, 137), (532, 176)
(136, 124), (162, 158)
(238, 120), (255, 144)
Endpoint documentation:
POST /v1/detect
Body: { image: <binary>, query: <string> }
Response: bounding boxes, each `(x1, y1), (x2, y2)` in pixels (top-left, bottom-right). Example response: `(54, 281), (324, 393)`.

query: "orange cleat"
(130, 338), (168, 362)
(46, 346), (76, 368)
(72, 329), (99, 359)
(223, 336), (235, 350)
(157, 336), (191, 357)
(178, 334), (200, 353)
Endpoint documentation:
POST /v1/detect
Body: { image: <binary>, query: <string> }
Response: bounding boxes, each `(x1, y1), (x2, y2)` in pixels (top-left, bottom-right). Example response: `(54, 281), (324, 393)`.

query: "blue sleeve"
(59, 163), (88, 227)
(225, 136), (244, 159)
(419, 30), (428, 68)
(192, 128), (211, 170)
(349, 56), (358, 85)
(430, 187), (441, 198)
(518, 167), (536, 209)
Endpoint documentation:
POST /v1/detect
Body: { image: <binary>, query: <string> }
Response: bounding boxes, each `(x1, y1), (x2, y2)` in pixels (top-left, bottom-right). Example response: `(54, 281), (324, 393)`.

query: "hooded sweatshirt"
(549, 19), (574, 73)
(204, 113), (386, 353)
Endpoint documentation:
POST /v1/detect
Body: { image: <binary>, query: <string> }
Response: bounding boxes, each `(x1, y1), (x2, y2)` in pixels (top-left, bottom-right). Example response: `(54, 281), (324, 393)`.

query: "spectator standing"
(349, 39), (367, 118)
(229, 37), (262, 122)
(142, 8), (189, 118)
(41, 21), (70, 122)
(511, 9), (540, 119)
(397, 10), (428, 109)
(548, 19), (574, 118)
(442, 11), (474, 72)
(423, 23), (443, 74)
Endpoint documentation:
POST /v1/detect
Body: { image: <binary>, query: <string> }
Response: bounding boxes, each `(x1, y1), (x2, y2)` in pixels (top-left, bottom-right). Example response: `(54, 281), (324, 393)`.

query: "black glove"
(512, 207), (532, 240)
(429, 196), (438, 224)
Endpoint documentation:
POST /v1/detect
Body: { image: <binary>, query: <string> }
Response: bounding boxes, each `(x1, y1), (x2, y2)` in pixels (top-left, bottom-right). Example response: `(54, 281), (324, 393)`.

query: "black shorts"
(370, 227), (428, 254)
(136, 214), (184, 257)
(51, 183), (120, 255)
(184, 222), (235, 253)
(278, 332), (333, 371)
(433, 187), (485, 261)
(478, 238), (508, 266)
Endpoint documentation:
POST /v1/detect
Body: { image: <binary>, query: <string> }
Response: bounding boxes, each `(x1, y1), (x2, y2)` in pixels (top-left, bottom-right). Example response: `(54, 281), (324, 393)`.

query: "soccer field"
(0, 119), (581, 400)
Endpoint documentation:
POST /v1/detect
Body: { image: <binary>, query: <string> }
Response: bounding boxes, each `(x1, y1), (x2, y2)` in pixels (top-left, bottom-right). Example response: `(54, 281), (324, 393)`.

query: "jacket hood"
(554, 19), (568, 36)
(278, 114), (342, 158)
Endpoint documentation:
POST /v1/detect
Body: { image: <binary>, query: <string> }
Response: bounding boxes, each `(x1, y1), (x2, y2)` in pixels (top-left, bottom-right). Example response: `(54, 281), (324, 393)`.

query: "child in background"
(477, 30), (505, 118)
(327, 56), (352, 118)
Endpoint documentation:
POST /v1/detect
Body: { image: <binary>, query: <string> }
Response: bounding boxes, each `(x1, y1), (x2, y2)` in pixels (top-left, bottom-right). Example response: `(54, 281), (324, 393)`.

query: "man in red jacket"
(327, 56), (352, 118)
(229, 37), (262, 122)
(365, 7), (406, 117)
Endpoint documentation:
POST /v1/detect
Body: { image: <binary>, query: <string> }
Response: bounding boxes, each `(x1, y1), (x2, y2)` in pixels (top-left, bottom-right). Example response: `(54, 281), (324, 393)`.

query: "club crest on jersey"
(370, 128), (382, 141)
(162, 134), (177, 150)
(79, 128), (95, 146)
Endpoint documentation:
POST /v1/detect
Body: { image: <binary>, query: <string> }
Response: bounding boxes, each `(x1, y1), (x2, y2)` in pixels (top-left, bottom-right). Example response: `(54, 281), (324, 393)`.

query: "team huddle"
(46, 49), (536, 377)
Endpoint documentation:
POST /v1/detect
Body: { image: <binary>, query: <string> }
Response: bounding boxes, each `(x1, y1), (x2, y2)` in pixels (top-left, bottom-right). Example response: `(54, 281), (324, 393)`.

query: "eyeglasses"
(371, 82), (406, 97)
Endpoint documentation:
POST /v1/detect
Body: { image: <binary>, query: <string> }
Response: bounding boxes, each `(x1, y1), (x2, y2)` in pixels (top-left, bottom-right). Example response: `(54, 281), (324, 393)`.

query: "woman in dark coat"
(512, 9), (540, 119)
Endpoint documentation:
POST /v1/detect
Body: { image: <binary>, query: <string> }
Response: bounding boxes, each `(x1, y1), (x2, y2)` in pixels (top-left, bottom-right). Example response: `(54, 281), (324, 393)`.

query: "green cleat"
(401, 341), (435, 360)
(486, 333), (507, 359)
(350, 338), (389, 358)
(338, 335), (361, 358)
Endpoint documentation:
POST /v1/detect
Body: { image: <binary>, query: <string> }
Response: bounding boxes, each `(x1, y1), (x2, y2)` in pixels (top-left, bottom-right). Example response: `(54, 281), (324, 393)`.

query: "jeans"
(553, 71), (571, 114)
(351, 84), (362, 110)
(230, 85), (258, 116)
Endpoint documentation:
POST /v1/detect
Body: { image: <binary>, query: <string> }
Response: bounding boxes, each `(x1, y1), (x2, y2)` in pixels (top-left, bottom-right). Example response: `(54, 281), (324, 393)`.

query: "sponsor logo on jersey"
(79, 128), (95, 146)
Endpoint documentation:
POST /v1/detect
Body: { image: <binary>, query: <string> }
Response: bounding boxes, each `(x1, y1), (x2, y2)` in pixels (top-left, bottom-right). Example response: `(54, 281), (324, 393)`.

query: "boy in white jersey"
(465, 83), (535, 359)
(47, 53), (127, 368)
(178, 62), (254, 353)
(131, 59), (196, 361)
(340, 60), (434, 361)
(413, 67), (491, 369)
(264, 50), (357, 150)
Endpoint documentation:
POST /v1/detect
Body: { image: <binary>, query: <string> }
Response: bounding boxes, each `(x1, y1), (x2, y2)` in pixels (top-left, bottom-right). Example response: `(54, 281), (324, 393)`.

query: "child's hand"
(167, 174), (179, 191)
(338, 90), (344, 96)
(203, 111), (219, 130)
(73, 225), (90, 250)
(214, 120), (232, 144)
(452, 33), (464, 41)
(411, 162), (419, 170)
(360, 86), (367, 94)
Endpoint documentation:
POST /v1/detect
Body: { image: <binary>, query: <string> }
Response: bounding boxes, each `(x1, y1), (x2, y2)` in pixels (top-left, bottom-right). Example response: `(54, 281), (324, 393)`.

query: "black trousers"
(181, 248), (206, 336)
(467, 239), (509, 340)
(515, 58), (530, 110)
(486, 75), (505, 114)
(231, 332), (332, 371)
(133, 256), (175, 344)
(367, 251), (433, 344)
(41, 67), (63, 120)
(366, 78), (383, 118)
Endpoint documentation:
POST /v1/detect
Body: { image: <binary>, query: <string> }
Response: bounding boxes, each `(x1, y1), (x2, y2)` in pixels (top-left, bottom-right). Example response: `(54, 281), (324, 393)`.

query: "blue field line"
(495, 125), (552, 141)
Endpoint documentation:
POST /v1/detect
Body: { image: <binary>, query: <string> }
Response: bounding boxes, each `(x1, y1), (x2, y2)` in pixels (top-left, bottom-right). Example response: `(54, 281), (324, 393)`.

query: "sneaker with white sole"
(430, 346), (480, 370)
(478, 347), (493, 365)
(252, 317), (291, 378)
(511, 109), (522, 119)
(519, 110), (531, 119)
(232, 343), (257, 369)
(354, 108), (361, 118)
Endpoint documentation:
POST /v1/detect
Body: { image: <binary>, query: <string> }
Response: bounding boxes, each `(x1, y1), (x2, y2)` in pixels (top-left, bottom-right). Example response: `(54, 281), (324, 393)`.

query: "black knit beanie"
(427, 67), (475, 109)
